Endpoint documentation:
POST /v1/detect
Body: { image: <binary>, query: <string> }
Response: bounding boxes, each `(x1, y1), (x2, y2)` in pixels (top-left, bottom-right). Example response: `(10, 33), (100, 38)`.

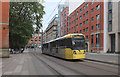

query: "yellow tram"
(42, 34), (86, 60)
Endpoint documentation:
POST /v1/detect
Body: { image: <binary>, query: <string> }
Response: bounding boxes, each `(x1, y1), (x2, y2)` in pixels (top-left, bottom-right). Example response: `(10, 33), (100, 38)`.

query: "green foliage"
(9, 2), (45, 49)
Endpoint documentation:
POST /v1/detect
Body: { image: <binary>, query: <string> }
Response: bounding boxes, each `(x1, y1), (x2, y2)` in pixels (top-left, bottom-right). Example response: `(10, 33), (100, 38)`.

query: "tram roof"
(44, 33), (84, 44)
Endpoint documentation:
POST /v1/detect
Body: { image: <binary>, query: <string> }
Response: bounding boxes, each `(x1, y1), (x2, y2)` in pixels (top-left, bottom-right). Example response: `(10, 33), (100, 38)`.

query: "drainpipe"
(104, 0), (107, 53)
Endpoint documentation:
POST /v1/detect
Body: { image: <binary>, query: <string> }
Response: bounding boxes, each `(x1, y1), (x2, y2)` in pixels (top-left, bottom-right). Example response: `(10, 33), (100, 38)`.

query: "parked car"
(13, 49), (19, 54)
(9, 48), (13, 54)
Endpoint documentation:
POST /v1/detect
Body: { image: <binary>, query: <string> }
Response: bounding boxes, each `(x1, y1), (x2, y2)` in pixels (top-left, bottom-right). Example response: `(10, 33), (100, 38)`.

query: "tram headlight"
(73, 51), (77, 54)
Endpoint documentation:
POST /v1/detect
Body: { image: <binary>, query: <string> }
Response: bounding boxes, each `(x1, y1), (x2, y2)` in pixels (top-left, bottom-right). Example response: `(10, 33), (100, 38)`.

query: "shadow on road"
(42, 53), (85, 63)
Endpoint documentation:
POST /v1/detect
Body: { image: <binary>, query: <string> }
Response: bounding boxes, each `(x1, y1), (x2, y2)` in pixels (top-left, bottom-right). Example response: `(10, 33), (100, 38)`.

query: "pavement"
(86, 52), (119, 65)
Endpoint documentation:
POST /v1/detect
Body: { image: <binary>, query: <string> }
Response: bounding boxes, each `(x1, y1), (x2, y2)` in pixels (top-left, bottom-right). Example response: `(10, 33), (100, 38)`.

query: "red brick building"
(60, 7), (69, 36)
(69, 2), (104, 53)
(0, 1), (9, 57)
(27, 32), (42, 48)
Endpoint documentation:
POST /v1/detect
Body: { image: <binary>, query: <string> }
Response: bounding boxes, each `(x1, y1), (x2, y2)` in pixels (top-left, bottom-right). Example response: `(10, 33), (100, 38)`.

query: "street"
(2, 49), (119, 75)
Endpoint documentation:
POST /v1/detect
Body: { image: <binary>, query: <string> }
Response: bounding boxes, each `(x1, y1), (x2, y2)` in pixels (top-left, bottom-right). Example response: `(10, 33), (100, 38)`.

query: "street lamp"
(41, 28), (43, 52)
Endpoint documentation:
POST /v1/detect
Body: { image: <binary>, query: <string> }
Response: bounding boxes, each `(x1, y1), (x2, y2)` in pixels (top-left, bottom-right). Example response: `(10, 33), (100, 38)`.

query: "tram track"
(29, 52), (63, 76)
(30, 51), (88, 76)
(29, 49), (118, 75)
(40, 53), (118, 75)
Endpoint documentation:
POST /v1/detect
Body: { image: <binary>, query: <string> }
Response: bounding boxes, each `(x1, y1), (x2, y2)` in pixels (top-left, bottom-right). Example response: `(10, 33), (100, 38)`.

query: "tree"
(9, 2), (45, 49)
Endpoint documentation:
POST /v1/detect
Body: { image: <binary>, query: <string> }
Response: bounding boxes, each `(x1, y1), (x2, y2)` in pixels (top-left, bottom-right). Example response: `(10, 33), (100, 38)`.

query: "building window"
(80, 30), (82, 33)
(77, 11), (78, 15)
(76, 18), (78, 22)
(86, 3), (89, 8)
(86, 35), (88, 39)
(91, 17), (94, 22)
(83, 29), (85, 33)
(96, 4), (100, 10)
(72, 27), (73, 31)
(91, 26), (94, 31)
(80, 16), (82, 20)
(86, 27), (88, 32)
(72, 21), (73, 24)
(96, 24), (100, 29)
(96, 34), (99, 47)
(39, 34), (42, 36)
(91, 8), (94, 13)
(83, 6), (85, 10)
(91, 0), (94, 5)
(108, 21), (112, 32)
(108, 12), (112, 21)
(108, 2), (112, 32)
(80, 9), (82, 13)
(86, 19), (88, 24)
(91, 35), (94, 47)
(83, 14), (85, 18)
(67, 10), (69, 16)
(96, 14), (100, 20)
(80, 23), (82, 27)
(83, 21), (85, 25)
(35, 37), (37, 41)
(64, 11), (66, 16)
(76, 25), (78, 28)
(108, 2), (112, 11)
(35, 34), (38, 36)
(86, 11), (88, 15)
(74, 26), (75, 29)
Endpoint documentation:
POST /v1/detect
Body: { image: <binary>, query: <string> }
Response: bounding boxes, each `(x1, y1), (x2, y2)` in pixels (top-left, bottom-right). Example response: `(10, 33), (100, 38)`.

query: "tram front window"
(72, 38), (85, 50)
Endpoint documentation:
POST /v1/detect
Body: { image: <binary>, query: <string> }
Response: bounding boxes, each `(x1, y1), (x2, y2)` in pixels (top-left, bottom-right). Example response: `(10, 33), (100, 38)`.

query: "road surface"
(2, 49), (119, 76)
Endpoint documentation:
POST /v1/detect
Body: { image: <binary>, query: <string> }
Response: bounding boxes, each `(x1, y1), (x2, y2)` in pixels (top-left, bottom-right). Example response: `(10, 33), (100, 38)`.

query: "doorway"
(110, 34), (115, 53)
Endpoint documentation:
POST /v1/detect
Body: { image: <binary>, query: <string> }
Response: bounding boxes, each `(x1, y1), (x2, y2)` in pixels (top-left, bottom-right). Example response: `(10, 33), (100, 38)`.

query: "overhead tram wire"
(43, 0), (63, 26)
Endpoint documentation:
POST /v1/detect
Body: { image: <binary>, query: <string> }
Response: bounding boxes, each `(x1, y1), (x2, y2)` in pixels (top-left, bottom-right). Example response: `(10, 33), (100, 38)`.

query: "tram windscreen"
(72, 35), (85, 50)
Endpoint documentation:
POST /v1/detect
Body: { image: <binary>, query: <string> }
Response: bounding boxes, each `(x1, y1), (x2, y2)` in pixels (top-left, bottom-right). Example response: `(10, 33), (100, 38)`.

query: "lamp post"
(41, 28), (43, 52)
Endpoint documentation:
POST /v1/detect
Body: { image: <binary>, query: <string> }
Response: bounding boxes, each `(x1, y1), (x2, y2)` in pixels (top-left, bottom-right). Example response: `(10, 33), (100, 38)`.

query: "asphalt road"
(2, 49), (119, 76)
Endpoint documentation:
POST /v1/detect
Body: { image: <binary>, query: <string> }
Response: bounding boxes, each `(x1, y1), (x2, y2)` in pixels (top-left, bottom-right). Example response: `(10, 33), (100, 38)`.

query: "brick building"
(0, 2), (9, 57)
(27, 32), (42, 48)
(60, 7), (69, 36)
(69, 1), (104, 53)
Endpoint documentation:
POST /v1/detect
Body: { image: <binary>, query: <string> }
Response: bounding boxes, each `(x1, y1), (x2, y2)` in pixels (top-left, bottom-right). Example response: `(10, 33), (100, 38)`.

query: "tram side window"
(58, 39), (66, 47)
(65, 38), (72, 48)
